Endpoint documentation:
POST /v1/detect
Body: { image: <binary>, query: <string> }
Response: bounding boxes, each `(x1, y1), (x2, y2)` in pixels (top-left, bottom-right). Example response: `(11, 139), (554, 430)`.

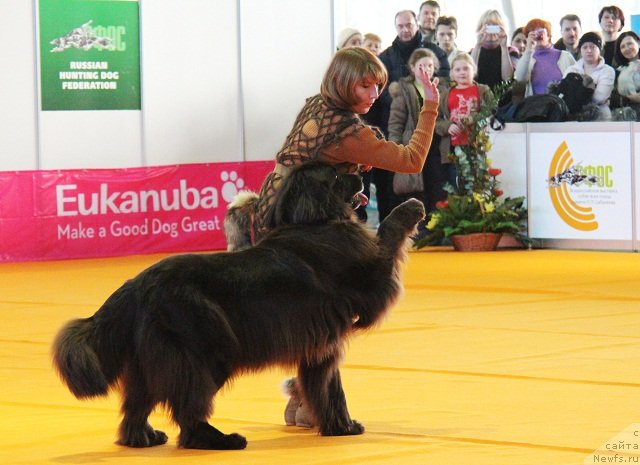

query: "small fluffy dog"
(52, 162), (425, 450)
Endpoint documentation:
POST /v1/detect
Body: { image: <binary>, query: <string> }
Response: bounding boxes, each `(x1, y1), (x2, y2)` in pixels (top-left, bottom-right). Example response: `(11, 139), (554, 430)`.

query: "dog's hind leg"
(171, 369), (247, 450)
(117, 365), (168, 447)
(298, 357), (364, 436)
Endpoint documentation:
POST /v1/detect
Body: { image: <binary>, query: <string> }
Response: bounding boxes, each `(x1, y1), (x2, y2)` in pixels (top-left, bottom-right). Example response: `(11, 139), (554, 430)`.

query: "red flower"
(493, 188), (504, 197)
(435, 200), (449, 209)
(488, 168), (502, 177)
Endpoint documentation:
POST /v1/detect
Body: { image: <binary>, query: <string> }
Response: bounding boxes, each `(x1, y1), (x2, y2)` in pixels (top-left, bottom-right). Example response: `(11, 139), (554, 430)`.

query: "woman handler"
(226, 46), (440, 250)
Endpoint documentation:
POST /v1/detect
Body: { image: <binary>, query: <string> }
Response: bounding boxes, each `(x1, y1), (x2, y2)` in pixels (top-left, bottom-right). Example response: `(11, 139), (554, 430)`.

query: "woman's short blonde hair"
(321, 47), (388, 111)
(475, 9), (506, 32)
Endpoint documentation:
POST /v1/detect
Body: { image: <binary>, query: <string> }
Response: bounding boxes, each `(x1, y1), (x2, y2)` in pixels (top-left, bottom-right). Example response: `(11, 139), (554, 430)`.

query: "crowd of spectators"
(338, 3), (636, 123)
(335, 3), (639, 221)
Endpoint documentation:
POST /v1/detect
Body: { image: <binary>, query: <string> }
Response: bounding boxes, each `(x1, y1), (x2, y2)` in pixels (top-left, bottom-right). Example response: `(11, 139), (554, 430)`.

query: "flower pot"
(450, 233), (502, 252)
(497, 233), (525, 249)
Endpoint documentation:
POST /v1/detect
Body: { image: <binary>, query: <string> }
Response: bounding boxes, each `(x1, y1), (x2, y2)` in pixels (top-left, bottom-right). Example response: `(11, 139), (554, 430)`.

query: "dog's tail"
(52, 285), (137, 399)
(52, 317), (110, 398)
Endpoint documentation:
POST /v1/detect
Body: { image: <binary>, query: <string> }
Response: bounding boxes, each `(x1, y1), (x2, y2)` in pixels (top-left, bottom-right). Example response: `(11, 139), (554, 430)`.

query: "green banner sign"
(39, 0), (141, 111)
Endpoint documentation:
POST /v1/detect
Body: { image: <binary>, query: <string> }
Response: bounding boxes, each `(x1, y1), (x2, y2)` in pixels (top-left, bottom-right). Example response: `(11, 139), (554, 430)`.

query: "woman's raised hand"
(416, 66), (439, 103)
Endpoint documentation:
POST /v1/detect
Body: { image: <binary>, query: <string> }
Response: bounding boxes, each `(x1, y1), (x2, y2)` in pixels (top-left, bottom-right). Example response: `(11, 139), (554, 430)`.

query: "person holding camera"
(470, 9), (513, 89)
(514, 18), (576, 96)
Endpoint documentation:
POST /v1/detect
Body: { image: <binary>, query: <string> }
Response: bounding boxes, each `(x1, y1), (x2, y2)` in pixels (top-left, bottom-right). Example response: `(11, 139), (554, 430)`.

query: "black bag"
(490, 81), (525, 128)
(548, 72), (595, 116)
(492, 89), (519, 125)
(511, 94), (570, 122)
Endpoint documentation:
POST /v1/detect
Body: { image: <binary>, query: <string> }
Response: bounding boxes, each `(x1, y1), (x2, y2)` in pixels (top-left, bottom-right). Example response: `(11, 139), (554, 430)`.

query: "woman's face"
(451, 59), (474, 87)
(343, 34), (363, 49)
(620, 35), (640, 61)
(411, 56), (435, 80)
(511, 32), (527, 54)
(600, 11), (622, 35)
(352, 77), (380, 114)
(581, 42), (601, 65)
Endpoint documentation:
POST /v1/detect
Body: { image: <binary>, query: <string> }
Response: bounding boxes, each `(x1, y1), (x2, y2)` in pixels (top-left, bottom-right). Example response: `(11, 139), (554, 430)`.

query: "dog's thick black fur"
(52, 162), (425, 450)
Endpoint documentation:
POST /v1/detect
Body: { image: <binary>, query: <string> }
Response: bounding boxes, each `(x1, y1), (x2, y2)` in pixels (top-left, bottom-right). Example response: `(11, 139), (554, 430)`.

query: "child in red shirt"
(436, 52), (493, 188)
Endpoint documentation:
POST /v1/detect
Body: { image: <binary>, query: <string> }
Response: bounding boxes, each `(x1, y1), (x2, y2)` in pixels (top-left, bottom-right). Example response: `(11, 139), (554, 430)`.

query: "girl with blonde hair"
(435, 52), (493, 188)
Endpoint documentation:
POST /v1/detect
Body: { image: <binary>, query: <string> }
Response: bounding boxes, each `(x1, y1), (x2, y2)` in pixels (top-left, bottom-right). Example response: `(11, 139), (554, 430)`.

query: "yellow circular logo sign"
(547, 141), (598, 231)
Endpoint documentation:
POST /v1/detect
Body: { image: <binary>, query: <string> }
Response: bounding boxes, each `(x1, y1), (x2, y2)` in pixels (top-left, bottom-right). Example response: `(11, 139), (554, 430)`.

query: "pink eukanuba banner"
(0, 161), (273, 262)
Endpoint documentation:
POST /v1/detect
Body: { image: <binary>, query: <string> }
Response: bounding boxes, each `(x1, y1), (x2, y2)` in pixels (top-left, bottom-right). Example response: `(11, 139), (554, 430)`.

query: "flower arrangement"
(415, 85), (527, 249)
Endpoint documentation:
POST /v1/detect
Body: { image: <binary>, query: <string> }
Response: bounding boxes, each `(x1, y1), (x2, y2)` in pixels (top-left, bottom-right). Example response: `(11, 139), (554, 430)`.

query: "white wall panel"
(38, 111), (142, 169)
(140, 0), (242, 165)
(240, 0), (333, 161)
(0, 0), (38, 170)
(489, 124), (527, 200)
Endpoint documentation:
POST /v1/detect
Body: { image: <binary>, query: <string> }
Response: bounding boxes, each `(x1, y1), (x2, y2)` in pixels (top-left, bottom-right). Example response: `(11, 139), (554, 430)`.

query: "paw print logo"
(220, 171), (246, 203)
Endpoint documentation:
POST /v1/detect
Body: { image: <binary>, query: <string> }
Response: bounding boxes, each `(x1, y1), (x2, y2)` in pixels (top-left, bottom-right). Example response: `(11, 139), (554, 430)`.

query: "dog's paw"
(390, 198), (426, 227)
(180, 422), (248, 450)
(402, 198), (427, 221)
(118, 427), (168, 448)
(320, 419), (365, 436)
(217, 433), (248, 450)
(345, 419), (365, 435)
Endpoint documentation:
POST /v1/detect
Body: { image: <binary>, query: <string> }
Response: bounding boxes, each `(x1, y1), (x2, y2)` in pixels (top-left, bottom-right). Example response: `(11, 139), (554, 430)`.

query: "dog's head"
(267, 162), (367, 228)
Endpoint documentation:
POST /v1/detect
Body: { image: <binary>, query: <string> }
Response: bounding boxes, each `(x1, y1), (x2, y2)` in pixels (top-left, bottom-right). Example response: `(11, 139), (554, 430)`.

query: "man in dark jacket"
(365, 9), (449, 221)
(418, 1), (441, 44)
(379, 10), (449, 93)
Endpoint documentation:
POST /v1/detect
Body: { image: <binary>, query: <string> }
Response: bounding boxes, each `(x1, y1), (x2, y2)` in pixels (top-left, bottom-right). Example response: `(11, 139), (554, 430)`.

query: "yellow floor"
(1, 249), (639, 465)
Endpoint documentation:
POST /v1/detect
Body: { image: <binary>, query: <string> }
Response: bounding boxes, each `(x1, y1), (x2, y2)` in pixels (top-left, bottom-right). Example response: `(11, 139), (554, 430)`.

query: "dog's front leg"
(377, 198), (426, 252)
(298, 358), (364, 436)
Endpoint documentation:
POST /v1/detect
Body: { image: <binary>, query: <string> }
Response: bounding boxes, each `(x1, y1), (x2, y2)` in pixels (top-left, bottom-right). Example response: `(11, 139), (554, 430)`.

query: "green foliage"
(414, 83), (527, 249)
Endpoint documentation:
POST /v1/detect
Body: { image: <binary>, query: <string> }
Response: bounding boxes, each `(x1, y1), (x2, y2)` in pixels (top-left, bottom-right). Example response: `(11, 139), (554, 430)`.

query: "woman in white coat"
(613, 31), (640, 119)
(563, 32), (615, 120)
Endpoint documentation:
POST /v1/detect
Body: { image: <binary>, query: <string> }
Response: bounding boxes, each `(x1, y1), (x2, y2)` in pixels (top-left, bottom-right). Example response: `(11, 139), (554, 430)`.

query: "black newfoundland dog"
(52, 162), (425, 450)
